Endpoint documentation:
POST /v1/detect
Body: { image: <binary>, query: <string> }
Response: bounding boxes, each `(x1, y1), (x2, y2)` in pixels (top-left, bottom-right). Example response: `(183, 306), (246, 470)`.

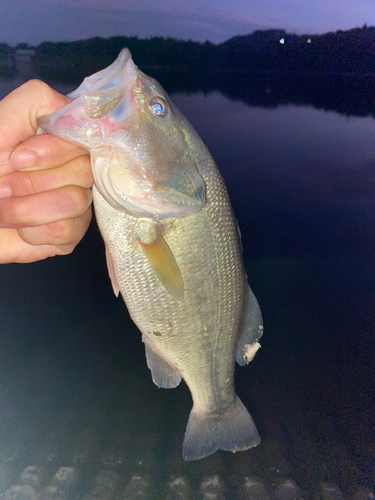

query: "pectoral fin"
(139, 231), (184, 300)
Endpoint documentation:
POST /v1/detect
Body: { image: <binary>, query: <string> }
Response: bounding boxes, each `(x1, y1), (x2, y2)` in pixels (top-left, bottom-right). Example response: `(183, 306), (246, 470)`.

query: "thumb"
(0, 79), (68, 149)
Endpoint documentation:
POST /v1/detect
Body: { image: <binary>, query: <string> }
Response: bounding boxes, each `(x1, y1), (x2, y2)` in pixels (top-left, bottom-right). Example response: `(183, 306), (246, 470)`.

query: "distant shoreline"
(1, 29), (374, 119)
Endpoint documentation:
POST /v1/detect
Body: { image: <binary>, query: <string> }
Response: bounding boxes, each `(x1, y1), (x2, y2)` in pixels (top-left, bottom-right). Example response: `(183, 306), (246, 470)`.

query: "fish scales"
(38, 48), (263, 461)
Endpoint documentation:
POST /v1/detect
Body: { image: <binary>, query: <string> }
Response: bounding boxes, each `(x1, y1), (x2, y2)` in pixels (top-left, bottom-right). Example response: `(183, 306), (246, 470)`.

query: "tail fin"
(182, 396), (260, 461)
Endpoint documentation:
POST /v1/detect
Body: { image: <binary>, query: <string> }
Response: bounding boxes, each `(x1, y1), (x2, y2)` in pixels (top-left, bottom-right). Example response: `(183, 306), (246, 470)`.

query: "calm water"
(0, 76), (374, 493)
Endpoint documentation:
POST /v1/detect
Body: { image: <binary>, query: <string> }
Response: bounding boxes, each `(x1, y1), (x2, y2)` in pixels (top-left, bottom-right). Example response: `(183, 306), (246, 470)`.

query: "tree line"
(1, 26), (375, 80)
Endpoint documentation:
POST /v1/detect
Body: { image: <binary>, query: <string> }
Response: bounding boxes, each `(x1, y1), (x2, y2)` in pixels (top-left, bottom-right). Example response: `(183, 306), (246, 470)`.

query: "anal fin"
(236, 285), (264, 366)
(144, 340), (181, 389)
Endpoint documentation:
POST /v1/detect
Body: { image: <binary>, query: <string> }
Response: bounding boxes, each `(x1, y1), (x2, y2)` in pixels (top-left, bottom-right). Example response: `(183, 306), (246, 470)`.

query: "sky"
(0, 0), (373, 47)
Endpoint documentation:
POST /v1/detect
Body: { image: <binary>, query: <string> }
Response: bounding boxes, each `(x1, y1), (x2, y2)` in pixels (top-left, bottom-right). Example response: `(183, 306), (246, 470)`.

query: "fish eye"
(149, 97), (170, 119)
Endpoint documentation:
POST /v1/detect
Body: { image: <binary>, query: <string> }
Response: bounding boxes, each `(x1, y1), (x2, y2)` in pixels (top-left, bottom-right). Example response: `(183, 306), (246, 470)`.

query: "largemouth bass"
(39, 49), (264, 461)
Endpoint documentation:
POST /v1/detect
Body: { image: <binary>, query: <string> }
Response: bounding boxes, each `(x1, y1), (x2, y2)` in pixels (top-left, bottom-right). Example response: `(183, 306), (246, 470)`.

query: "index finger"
(0, 80), (69, 175)
(9, 134), (89, 172)
(0, 80), (68, 148)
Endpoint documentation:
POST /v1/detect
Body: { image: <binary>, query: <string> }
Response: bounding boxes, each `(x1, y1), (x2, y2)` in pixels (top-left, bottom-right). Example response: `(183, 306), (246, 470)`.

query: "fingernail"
(10, 150), (35, 169)
(0, 183), (11, 198)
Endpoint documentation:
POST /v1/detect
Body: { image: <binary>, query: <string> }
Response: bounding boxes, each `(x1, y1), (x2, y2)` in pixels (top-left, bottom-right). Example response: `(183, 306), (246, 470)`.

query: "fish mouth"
(38, 49), (138, 149)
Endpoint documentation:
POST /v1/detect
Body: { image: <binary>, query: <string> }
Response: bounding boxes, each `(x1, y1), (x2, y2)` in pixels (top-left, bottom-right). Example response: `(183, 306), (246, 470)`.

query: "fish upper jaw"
(68, 48), (134, 98)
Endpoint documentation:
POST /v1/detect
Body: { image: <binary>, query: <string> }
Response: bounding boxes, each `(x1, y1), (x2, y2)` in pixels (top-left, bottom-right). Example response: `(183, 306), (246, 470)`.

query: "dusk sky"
(0, 0), (373, 46)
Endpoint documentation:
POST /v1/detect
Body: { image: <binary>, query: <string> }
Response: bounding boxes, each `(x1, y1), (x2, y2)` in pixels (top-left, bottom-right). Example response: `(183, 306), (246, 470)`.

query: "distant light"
(307, 38), (312, 43)
(279, 38), (285, 44)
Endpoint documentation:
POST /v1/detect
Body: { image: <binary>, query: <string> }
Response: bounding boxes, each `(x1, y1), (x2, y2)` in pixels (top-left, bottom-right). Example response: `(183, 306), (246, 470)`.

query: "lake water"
(0, 75), (374, 495)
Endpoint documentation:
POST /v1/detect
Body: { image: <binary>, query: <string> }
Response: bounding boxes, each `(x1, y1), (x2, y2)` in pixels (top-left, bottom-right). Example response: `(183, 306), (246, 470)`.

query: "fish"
(38, 49), (264, 461)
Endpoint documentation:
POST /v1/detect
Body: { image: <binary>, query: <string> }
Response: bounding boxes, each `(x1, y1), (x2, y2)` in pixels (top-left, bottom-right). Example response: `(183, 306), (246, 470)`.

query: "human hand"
(0, 80), (94, 264)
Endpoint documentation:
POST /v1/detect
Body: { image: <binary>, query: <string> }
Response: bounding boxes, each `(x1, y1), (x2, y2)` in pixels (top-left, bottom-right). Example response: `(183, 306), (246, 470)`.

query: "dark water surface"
(0, 75), (374, 495)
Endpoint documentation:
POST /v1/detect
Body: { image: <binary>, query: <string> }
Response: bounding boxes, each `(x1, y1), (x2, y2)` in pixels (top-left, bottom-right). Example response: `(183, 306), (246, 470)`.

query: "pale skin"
(0, 79), (94, 264)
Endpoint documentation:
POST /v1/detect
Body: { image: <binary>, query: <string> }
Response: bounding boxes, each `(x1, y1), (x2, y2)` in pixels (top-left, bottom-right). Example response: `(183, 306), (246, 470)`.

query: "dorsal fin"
(236, 284), (263, 365)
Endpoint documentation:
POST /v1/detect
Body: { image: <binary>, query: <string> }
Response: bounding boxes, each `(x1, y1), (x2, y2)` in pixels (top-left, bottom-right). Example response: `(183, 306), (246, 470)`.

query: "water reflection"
(149, 68), (375, 118)
(0, 77), (374, 493)
(2, 67), (375, 118)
